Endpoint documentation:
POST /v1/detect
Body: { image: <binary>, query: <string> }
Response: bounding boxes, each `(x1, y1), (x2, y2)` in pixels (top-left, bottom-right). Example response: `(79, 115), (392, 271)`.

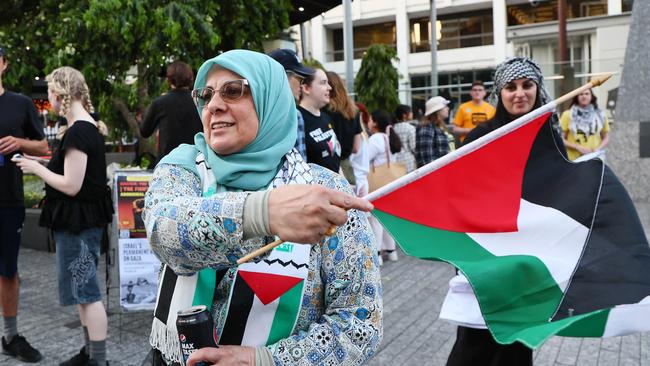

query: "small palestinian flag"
(219, 242), (310, 346)
(370, 111), (650, 348)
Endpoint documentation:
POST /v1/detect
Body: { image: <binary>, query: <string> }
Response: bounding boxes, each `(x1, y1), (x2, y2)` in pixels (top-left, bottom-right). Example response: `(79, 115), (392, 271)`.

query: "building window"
(329, 22), (396, 62)
(508, 0), (608, 26)
(409, 69), (495, 119)
(410, 10), (493, 53)
(622, 0), (634, 12)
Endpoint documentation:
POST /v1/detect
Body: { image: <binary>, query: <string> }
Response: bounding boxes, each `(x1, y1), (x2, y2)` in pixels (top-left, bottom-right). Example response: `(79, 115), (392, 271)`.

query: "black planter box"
(20, 208), (53, 252)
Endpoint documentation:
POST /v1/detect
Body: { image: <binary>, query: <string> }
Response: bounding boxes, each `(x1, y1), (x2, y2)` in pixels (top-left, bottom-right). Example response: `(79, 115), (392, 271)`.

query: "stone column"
(492, 0), (508, 63)
(310, 16), (326, 63)
(395, 0), (410, 104)
(610, 0), (650, 202)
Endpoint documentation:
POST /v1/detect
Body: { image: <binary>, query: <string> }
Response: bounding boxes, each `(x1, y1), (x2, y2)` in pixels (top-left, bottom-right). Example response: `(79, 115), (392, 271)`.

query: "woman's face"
(302, 69), (331, 108)
(47, 87), (61, 114)
(201, 68), (259, 155)
(577, 89), (593, 108)
(367, 116), (377, 133)
(501, 78), (538, 117)
(438, 106), (450, 121)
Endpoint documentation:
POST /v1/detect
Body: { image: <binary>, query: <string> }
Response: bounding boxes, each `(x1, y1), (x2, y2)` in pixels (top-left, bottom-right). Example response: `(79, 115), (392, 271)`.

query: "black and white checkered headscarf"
(488, 57), (552, 108)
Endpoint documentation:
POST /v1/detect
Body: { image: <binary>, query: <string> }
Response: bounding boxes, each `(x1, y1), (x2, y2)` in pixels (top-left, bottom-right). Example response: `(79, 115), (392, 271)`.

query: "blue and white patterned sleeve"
(143, 164), (249, 275)
(268, 166), (383, 366)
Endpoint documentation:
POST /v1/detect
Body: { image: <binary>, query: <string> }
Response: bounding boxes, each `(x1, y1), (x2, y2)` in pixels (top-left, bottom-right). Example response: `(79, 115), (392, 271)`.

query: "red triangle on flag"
(238, 270), (304, 305)
(372, 113), (549, 233)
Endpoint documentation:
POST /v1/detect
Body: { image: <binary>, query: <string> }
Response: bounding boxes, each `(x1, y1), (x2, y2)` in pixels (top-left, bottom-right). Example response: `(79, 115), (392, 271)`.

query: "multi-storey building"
(295, 0), (634, 116)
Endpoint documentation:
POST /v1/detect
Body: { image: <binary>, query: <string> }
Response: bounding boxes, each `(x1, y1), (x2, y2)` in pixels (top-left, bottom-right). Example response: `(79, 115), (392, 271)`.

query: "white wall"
(592, 24), (629, 104)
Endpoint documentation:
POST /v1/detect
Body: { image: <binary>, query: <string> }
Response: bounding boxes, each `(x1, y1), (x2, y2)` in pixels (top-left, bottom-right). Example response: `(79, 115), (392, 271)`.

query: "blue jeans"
(54, 227), (103, 306)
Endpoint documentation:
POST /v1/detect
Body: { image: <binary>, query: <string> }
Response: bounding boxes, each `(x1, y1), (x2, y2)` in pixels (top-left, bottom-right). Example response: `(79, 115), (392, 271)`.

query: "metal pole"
(558, 0), (568, 66)
(343, 0), (355, 94)
(300, 22), (308, 59)
(558, 0), (574, 104)
(430, 0), (438, 97)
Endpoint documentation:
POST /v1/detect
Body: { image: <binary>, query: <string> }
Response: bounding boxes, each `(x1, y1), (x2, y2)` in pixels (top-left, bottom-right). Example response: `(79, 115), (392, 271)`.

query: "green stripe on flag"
(374, 209), (569, 347)
(557, 308), (609, 337)
(192, 268), (217, 308)
(267, 280), (304, 345)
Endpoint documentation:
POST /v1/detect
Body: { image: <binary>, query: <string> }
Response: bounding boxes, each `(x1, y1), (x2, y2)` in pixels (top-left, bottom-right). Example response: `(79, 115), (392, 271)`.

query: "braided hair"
(47, 67), (90, 116)
(46, 66), (107, 135)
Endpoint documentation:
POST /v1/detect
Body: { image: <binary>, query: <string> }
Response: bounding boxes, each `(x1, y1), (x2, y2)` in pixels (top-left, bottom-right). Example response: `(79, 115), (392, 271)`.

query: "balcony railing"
(325, 44), (397, 62)
(411, 32), (494, 53)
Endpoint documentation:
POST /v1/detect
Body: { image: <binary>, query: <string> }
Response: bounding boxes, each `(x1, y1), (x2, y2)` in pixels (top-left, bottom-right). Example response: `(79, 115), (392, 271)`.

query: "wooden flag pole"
(236, 73), (613, 266)
(554, 73), (613, 107)
(236, 225), (336, 265)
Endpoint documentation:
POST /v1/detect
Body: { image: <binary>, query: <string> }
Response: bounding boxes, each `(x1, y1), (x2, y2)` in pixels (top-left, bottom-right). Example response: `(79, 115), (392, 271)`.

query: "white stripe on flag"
(166, 274), (198, 330)
(603, 296), (650, 337)
(468, 199), (589, 291)
(241, 295), (280, 346)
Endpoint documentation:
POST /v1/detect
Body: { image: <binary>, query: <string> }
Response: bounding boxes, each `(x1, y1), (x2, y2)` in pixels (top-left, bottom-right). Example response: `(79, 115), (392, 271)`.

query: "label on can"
(177, 305), (216, 366)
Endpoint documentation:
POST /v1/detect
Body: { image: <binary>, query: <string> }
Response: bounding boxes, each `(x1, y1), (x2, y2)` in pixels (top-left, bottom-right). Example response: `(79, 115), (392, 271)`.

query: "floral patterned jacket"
(144, 161), (383, 366)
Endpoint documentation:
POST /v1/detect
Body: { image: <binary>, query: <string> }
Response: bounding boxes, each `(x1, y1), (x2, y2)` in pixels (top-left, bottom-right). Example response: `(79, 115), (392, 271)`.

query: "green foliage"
(22, 174), (45, 208)
(303, 58), (325, 70)
(354, 44), (400, 113)
(0, 0), (292, 151)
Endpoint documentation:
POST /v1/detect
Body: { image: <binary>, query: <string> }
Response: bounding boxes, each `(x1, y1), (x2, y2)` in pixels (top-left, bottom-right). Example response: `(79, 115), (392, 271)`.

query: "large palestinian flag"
(370, 111), (650, 348)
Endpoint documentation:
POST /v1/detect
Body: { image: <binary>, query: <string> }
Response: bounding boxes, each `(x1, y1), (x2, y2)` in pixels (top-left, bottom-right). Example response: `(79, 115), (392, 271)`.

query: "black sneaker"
(1, 335), (43, 363)
(59, 346), (89, 366)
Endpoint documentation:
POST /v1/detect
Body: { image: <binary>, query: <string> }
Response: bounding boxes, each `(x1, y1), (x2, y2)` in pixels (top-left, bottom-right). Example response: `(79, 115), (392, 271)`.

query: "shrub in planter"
(23, 174), (45, 208)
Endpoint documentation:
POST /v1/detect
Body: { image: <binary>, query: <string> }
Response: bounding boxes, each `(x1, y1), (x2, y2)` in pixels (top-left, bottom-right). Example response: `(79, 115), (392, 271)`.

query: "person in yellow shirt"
(560, 88), (610, 161)
(453, 80), (496, 143)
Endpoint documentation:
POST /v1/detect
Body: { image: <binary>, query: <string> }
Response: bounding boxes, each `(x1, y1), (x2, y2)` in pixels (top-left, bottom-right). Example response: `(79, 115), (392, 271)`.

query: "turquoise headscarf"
(160, 49), (297, 191)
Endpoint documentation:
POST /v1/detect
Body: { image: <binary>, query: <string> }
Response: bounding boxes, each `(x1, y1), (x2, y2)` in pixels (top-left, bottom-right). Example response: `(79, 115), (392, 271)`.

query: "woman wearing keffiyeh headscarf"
(443, 57), (566, 366)
(143, 50), (381, 366)
(560, 88), (610, 160)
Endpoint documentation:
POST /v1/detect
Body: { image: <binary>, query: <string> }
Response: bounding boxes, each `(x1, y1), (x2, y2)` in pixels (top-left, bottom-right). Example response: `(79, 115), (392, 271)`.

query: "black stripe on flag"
(154, 265), (178, 324)
(218, 274), (254, 345)
(554, 166), (650, 320)
(522, 121), (602, 228)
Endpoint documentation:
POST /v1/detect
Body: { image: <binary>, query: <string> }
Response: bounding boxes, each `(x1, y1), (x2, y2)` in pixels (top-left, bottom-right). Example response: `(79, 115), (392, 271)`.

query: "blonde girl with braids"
(13, 66), (112, 366)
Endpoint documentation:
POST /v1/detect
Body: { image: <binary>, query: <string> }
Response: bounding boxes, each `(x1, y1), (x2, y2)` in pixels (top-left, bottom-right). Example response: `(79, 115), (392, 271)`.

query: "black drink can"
(176, 305), (217, 366)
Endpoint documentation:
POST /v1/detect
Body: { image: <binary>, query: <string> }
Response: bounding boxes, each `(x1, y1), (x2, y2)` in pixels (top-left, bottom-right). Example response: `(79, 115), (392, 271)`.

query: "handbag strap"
(383, 134), (391, 167)
(371, 134), (391, 172)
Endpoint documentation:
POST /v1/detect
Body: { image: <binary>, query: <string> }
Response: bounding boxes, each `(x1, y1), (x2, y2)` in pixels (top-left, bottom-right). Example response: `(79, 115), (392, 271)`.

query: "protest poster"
(118, 237), (160, 311)
(115, 174), (150, 239)
(114, 171), (160, 311)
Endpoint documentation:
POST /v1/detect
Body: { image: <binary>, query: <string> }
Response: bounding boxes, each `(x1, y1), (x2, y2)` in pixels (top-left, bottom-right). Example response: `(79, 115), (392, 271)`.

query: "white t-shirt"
(367, 132), (392, 167)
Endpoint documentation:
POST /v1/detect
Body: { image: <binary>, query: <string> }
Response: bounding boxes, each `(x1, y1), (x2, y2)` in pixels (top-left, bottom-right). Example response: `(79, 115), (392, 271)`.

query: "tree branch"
(112, 96), (140, 139)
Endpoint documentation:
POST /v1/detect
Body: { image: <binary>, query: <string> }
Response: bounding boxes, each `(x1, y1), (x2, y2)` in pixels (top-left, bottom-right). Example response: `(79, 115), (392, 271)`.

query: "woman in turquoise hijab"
(143, 50), (382, 366)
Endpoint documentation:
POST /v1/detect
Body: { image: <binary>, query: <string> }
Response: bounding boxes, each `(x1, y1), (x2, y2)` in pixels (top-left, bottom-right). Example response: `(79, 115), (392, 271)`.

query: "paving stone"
(576, 338), (602, 366)
(555, 337), (582, 365)
(534, 336), (562, 366)
(597, 349), (620, 366)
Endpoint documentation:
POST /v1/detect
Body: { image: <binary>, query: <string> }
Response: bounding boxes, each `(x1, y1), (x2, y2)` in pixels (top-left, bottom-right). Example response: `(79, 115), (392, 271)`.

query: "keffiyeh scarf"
(569, 104), (605, 137)
(488, 57), (552, 107)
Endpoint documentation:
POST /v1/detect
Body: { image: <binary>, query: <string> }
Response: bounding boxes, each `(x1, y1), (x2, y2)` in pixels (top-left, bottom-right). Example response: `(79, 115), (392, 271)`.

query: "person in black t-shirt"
(139, 61), (203, 160)
(14, 66), (112, 366)
(325, 71), (361, 184)
(0, 45), (47, 363)
(298, 69), (341, 173)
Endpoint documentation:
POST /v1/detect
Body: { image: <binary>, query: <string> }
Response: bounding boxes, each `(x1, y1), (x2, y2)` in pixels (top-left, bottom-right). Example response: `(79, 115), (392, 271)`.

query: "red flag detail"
(372, 113), (550, 233)
(238, 270), (303, 305)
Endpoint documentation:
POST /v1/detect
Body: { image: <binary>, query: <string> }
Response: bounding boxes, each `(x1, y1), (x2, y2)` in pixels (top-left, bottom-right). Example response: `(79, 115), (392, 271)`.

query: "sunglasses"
(286, 70), (307, 85)
(192, 79), (249, 109)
